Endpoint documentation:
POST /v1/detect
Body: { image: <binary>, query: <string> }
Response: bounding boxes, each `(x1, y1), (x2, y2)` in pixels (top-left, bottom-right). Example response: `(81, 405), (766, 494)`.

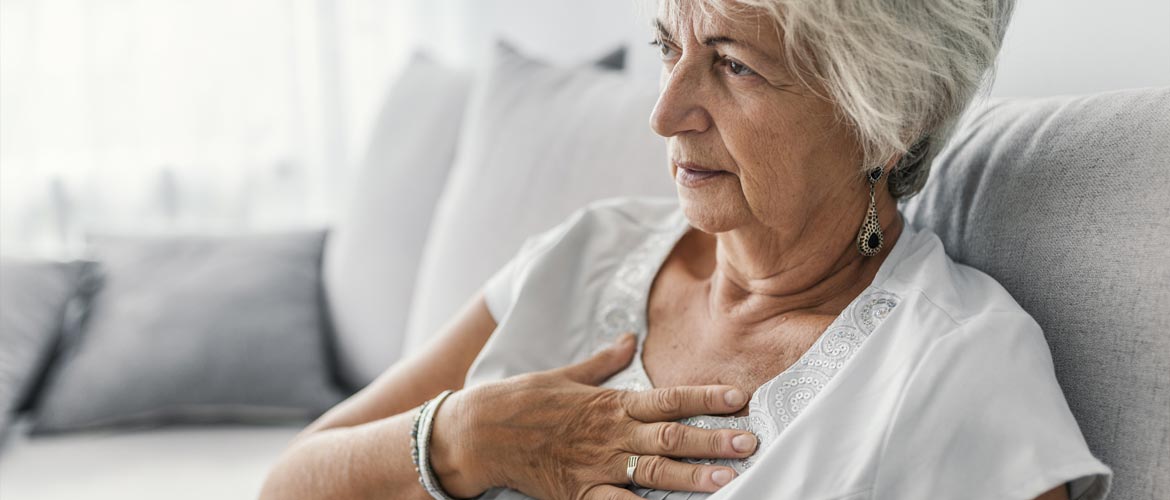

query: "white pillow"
(403, 40), (673, 354)
(323, 51), (472, 390)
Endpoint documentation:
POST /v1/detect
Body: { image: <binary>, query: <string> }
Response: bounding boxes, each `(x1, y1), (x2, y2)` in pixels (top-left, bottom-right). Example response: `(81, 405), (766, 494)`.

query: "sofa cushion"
(0, 416), (303, 500)
(402, 40), (674, 354)
(0, 260), (80, 441)
(27, 230), (344, 434)
(325, 46), (626, 391)
(900, 87), (1170, 499)
(323, 50), (474, 391)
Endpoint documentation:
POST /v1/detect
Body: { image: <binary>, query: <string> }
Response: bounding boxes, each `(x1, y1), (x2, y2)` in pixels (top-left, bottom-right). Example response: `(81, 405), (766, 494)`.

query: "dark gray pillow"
(28, 230), (344, 434)
(594, 45), (626, 71)
(0, 260), (80, 440)
(901, 87), (1170, 499)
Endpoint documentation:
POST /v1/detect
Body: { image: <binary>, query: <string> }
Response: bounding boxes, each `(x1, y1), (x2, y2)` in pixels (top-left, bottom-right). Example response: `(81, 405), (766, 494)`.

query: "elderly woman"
(262, 0), (1112, 499)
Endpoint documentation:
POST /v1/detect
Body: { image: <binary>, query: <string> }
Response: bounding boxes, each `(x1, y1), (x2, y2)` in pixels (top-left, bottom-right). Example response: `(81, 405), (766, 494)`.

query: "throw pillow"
(323, 50), (473, 391)
(0, 260), (80, 440)
(402, 40), (673, 354)
(28, 230), (344, 434)
(325, 45), (626, 390)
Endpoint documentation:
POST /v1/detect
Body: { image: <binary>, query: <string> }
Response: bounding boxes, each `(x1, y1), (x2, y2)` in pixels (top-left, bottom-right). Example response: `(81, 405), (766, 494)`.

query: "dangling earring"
(856, 167), (884, 257)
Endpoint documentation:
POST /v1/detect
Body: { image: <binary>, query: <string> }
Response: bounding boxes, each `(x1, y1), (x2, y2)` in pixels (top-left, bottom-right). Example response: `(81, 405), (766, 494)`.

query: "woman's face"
(650, 4), (869, 238)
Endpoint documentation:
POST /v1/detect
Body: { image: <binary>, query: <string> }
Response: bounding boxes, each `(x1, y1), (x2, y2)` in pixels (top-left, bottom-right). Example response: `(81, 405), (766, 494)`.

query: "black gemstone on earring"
(869, 168), (882, 182)
(867, 232), (880, 249)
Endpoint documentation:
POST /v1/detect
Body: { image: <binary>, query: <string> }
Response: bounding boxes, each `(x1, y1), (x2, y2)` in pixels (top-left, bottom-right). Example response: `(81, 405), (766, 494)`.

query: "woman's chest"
(582, 230), (908, 484)
(640, 268), (837, 418)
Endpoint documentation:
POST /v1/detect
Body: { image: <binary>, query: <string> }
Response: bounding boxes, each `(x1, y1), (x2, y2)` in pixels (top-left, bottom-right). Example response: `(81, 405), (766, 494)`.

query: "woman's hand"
(430, 333), (758, 500)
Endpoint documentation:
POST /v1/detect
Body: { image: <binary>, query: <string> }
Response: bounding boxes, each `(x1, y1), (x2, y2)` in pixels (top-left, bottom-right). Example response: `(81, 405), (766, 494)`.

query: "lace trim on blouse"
(591, 211), (901, 477)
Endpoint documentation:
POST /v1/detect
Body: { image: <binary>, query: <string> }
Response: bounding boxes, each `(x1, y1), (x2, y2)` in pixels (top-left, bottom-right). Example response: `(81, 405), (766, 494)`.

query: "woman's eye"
(648, 39), (756, 78)
(724, 58), (756, 77)
(648, 38), (674, 59)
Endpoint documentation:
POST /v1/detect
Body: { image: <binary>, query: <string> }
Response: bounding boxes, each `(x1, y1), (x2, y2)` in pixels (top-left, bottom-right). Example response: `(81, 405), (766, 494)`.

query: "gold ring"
(626, 455), (641, 488)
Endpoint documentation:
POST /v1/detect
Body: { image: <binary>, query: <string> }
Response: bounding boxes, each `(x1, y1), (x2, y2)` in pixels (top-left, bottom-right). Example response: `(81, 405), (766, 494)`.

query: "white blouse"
(467, 196), (1112, 500)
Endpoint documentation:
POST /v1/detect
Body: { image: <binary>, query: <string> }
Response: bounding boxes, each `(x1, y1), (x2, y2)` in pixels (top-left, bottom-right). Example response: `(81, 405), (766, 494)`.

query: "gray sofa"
(1, 76), (1166, 500)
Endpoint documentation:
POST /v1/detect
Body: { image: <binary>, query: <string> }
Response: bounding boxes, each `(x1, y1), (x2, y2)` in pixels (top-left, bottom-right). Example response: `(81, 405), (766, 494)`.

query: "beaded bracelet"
(413, 389), (459, 500)
(409, 398), (432, 482)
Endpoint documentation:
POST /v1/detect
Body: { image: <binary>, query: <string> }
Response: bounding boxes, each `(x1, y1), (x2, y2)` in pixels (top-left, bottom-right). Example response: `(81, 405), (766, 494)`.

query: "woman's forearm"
(259, 409), (434, 500)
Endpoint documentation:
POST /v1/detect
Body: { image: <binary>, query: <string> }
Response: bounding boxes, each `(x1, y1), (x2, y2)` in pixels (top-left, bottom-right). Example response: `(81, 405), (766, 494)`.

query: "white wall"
(407, 0), (652, 71)
(411, 0), (1169, 97)
(990, 0), (1170, 97)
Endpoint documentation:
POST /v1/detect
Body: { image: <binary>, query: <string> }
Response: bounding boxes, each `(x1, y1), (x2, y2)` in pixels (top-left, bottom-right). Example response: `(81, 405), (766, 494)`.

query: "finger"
(582, 484), (642, 500)
(557, 333), (637, 385)
(615, 454), (738, 493)
(627, 421), (758, 459)
(622, 385), (748, 422)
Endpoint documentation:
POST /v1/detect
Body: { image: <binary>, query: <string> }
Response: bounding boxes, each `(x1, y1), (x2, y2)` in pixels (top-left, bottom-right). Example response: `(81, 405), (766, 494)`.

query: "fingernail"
(711, 469), (734, 486)
(723, 389), (746, 407)
(732, 433), (756, 453)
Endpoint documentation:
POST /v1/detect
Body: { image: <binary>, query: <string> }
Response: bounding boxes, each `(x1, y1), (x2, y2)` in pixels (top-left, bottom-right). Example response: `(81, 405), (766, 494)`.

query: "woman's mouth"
(676, 166), (730, 188)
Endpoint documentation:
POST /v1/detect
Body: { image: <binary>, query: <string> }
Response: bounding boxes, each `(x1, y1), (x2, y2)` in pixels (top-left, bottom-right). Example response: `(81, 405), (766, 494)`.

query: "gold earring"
(856, 167), (884, 257)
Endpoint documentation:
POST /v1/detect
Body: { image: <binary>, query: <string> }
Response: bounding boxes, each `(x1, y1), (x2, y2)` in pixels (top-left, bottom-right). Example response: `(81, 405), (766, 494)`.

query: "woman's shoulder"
(572, 195), (684, 233)
(472, 197), (686, 383)
(873, 218), (1064, 377)
(879, 218), (1038, 332)
(481, 196), (681, 321)
(872, 221), (1112, 499)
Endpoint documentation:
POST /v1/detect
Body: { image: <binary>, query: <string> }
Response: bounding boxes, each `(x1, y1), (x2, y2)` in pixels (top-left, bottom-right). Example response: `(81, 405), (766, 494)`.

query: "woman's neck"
(694, 199), (904, 335)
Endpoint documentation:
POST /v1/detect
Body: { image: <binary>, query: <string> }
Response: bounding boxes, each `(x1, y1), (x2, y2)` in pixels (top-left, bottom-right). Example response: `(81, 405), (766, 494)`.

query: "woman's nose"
(649, 62), (712, 138)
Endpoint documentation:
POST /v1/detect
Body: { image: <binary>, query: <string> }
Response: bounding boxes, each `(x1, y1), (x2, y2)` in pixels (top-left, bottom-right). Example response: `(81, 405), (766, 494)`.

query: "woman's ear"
(883, 154), (902, 176)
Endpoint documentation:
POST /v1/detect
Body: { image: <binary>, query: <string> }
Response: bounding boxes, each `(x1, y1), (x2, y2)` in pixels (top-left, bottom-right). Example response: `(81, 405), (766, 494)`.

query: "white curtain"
(0, 0), (425, 258)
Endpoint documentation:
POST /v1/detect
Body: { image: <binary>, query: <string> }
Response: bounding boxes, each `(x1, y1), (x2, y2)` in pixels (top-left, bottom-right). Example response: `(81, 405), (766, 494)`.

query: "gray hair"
(647, 0), (1015, 199)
